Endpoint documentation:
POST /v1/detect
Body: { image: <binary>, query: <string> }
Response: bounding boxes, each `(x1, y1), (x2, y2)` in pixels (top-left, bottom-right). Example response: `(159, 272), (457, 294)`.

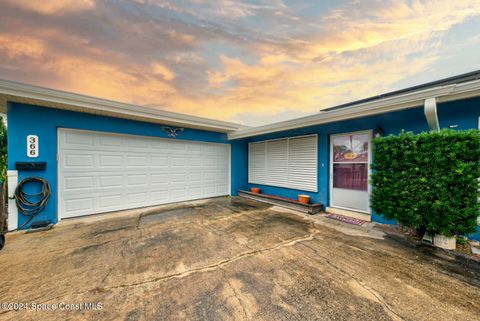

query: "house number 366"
(27, 135), (39, 158)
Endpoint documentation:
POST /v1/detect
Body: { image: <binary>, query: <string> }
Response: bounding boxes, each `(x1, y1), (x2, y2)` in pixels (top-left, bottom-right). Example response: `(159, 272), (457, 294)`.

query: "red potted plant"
(251, 187), (261, 194)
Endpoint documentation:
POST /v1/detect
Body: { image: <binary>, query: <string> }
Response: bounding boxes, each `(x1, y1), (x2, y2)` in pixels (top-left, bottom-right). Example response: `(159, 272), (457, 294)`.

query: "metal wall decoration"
(162, 126), (184, 138)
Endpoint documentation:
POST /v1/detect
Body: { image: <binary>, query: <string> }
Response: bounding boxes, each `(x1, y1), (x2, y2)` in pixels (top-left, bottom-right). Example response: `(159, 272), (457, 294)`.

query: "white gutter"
(424, 98), (440, 131)
(0, 79), (245, 133)
(228, 79), (480, 140)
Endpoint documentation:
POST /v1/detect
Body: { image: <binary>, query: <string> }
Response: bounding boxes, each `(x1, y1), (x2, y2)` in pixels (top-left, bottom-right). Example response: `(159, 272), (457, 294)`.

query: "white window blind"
(248, 135), (318, 192)
(249, 142), (267, 184)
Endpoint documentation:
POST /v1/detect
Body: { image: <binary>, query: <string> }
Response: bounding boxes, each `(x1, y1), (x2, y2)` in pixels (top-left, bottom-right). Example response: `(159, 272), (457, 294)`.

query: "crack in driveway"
(103, 229), (319, 291)
(297, 242), (406, 321)
(0, 229), (319, 318)
(221, 268), (249, 321)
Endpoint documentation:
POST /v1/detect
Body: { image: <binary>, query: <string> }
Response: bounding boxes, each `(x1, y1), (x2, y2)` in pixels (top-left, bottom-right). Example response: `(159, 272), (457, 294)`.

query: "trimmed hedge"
(371, 129), (480, 236)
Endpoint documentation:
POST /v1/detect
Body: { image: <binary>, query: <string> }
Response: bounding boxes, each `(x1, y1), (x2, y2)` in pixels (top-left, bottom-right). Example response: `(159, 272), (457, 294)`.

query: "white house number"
(27, 135), (39, 158)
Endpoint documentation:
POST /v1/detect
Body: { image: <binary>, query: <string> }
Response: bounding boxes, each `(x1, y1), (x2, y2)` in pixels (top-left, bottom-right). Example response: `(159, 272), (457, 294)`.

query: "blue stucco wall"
(230, 139), (248, 197)
(240, 105), (430, 205)
(8, 102), (233, 228)
(8, 97), (480, 240)
(234, 97), (480, 240)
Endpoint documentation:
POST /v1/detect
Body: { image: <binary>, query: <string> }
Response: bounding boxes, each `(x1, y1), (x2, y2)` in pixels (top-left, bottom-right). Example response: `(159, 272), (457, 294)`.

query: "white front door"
(329, 131), (371, 213)
(58, 128), (230, 219)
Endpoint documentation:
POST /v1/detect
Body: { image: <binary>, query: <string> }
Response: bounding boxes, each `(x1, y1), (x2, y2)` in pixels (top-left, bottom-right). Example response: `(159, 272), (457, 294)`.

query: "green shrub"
(371, 129), (480, 236)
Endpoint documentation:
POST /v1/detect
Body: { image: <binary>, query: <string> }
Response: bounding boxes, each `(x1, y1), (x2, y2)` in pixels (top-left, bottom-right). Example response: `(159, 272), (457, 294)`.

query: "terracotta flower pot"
(251, 187), (261, 194)
(298, 194), (310, 204)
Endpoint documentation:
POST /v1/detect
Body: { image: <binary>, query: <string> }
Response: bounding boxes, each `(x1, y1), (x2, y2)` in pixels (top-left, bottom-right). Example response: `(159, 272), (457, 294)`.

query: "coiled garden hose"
(14, 177), (51, 229)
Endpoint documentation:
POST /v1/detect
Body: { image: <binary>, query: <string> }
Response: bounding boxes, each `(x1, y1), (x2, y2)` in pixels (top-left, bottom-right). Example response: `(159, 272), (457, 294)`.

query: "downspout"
(424, 97), (440, 131)
(422, 97), (441, 244)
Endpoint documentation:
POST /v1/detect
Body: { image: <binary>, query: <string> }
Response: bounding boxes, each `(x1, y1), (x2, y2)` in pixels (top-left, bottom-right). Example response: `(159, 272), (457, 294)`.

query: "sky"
(1, 0), (480, 126)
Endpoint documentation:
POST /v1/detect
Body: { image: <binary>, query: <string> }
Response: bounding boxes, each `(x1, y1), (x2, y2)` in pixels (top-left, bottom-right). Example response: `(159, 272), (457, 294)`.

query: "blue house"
(1, 71), (479, 240)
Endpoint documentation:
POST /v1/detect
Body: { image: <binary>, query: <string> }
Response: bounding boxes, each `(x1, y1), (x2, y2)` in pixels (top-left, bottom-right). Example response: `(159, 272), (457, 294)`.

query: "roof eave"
(0, 79), (245, 133)
(228, 79), (480, 140)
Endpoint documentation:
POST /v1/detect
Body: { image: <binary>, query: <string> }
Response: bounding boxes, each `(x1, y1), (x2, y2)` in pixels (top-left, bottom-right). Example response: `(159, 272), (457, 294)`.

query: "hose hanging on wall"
(14, 177), (51, 229)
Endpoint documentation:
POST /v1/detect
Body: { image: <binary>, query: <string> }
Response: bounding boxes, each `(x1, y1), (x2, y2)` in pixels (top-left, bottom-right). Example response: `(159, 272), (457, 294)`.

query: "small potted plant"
(298, 194), (310, 204)
(251, 187), (261, 194)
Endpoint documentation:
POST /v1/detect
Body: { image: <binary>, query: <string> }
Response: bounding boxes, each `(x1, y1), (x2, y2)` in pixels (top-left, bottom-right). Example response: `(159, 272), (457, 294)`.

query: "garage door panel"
(99, 155), (123, 167)
(64, 176), (94, 190)
(204, 171), (217, 181)
(98, 175), (123, 187)
(99, 134), (123, 147)
(99, 195), (123, 208)
(217, 173), (229, 184)
(65, 197), (94, 213)
(63, 154), (95, 168)
(126, 136), (148, 147)
(189, 186), (203, 198)
(127, 155), (149, 167)
(170, 173), (186, 182)
(127, 174), (148, 186)
(188, 144), (202, 153)
(151, 156), (169, 168)
(151, 173), (169, 183)
(127, 192), (147, 204)
(188, 158), (202, 168)
(189, 173), (202, 182)
(151, 189), (169, 201)
(59, 129), (230, 219)
(170, 187), (187, 199)
(171, 158), (186, 168)
(204, 184), (216, 194)
(64, 131), (94, 146)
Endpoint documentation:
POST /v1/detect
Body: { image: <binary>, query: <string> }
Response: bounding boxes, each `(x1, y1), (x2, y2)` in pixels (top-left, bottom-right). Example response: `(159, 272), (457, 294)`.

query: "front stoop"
(238, 191), (323, 214)
(325, 207), (372, 222)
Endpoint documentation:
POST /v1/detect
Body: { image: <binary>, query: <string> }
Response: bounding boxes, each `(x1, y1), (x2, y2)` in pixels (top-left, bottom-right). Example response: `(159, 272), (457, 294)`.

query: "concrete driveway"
(0, 197), (479, 321)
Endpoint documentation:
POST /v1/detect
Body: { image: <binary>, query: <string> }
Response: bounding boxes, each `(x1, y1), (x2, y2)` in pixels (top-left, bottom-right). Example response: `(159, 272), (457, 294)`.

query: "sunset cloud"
(152, 62), (176, 81)
(4, 0), (95, 15)
(0, 0), (479, 125)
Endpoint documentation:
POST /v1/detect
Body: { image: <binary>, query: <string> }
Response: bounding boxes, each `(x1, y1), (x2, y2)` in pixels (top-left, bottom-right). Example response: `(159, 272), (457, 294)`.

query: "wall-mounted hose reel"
(14, 177), (51, 230)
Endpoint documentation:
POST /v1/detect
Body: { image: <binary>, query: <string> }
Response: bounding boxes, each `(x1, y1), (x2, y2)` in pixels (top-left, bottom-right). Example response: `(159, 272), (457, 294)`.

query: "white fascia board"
(228, 79), (480, 140)
(0, 79), (245, 133)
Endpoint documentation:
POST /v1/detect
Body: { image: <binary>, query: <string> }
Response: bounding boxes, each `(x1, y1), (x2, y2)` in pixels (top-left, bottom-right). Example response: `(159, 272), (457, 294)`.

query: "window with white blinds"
(248, 135), (318, 192)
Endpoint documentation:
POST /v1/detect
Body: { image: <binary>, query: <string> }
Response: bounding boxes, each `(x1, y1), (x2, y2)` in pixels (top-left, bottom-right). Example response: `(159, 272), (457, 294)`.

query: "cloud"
(4, 0), (95, 15)
(0, 0), (479, 126)
(304, 0), (480, 59)
(152, 62), (176, 80)
(0, 33), (176, 105)
(0, 34), (46, 59)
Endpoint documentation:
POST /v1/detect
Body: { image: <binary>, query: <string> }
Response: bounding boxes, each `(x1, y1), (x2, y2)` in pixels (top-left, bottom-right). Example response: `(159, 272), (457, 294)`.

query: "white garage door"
(58, 128), (230, 219)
